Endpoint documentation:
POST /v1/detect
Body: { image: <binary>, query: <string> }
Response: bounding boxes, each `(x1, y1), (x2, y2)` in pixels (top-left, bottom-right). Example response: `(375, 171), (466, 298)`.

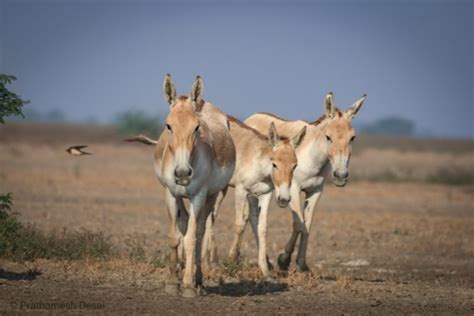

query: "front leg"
(278, 183), (304, 271)
(295, 185), (324, 272)
(181, 189), (207, 298)
(256, 192), (272, 278)
(164, 189), (181, 296)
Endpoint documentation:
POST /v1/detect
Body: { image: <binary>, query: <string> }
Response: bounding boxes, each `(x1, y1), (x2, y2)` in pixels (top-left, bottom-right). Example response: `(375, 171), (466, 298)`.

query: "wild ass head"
(163, 74), (204, 186)
(268, 122), (306, 207)
(323, 92), (366, 187)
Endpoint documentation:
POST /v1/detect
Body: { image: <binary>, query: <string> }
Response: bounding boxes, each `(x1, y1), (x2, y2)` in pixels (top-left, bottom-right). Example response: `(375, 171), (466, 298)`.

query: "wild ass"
(153, 74), (235, 297)
(244, 93), (366, 272)
(202, 117), (306, 278)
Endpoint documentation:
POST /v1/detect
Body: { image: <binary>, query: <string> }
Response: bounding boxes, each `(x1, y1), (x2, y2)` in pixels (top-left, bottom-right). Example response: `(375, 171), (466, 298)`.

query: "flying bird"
(66, 145), (92, 156)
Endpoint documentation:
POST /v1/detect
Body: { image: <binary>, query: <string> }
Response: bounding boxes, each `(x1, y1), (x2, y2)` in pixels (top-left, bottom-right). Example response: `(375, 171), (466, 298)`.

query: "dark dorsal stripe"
(257, 112), (329, 127)
(227, 115), (290, 142)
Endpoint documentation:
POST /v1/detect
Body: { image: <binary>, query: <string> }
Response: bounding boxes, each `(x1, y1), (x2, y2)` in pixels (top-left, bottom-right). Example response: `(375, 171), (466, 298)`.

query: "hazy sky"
(1, 0), (472, 138)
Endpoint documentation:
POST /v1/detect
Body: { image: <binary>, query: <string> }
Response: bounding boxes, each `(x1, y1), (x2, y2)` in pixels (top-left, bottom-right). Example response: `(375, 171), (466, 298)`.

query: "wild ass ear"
(291, 126), (306, 148)
(268, 122), (281, 148)
(190, 75), (204, 106)
(324, 92), (336, 118)
(346, 94), (367, 119)
(163, 74), (177, 106)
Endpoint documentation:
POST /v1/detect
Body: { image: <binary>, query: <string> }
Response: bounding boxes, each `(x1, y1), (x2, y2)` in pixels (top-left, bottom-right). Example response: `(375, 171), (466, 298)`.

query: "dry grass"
(0, 123), (473, 313)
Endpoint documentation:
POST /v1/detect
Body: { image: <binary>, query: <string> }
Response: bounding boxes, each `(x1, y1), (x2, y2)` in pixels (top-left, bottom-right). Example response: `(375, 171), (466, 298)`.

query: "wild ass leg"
(176, 198), (188, 270)
(278, 184), (304, 271)
(295, 186), (324, 272)
(228, 186), (249, 261)
(202, 188), (227, 268)
(256, 192), (273, 278)
(194, 193), (218, 296)
(248, 194), (273, 272)
(164, 189), (181, 295)
(181, 190), (207, 298)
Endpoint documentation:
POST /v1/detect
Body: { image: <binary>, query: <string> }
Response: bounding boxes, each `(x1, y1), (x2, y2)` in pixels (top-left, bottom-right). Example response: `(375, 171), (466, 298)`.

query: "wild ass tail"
(123, 134), (158, 146)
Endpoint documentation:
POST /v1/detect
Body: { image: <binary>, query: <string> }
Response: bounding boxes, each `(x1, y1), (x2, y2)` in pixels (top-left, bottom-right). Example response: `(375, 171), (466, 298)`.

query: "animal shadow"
(206, 280), (288, 297)
(0, 268), (41, 281)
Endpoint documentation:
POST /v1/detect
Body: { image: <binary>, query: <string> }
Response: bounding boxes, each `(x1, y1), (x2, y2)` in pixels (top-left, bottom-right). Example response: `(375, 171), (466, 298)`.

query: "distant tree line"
(359, 116), (417, 137)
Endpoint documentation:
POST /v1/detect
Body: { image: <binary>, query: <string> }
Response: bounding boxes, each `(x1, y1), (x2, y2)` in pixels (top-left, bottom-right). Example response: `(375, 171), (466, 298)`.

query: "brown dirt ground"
(0, 123), (473, 314)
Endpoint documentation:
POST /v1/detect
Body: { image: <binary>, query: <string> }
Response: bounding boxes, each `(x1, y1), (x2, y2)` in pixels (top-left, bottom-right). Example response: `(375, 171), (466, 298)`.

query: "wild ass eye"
(325, 135), (332, 143)
(293, 164), (298, 170)
(166, 124), (172, 132)
(272, 162), (277, 169)
(350, 135), (356, 142)
(194, 125), (200, 134)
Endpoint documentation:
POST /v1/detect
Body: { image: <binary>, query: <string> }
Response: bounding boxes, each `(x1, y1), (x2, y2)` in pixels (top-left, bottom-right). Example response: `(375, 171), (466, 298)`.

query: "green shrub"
(0, 74), (29, 123)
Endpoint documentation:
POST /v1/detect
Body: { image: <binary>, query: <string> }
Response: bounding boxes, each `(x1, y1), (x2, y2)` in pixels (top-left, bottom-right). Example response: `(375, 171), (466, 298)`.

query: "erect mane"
(310, 108), (342, 126)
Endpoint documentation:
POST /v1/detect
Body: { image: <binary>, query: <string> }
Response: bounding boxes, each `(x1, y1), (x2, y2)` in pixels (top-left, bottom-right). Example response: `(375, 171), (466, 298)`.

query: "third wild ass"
(244, 92), (366, 272)
(154, 74), (235, 297)
(203, 117), (306, 278)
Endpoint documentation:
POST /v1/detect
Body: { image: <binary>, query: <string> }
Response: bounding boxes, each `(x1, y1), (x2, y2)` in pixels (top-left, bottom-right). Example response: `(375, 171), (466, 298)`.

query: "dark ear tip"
(196, 75), (201, 79)
(166, 73), (171, 77)
(328, 92), (333, 95)
(363, 93), (367, 97)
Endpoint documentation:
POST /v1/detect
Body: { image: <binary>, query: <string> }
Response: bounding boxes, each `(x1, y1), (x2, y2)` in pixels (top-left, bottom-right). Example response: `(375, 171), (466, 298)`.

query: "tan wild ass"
(244, 92), (366, 272)
(154, 74), (235, 297)
(201, 117), (306, 278)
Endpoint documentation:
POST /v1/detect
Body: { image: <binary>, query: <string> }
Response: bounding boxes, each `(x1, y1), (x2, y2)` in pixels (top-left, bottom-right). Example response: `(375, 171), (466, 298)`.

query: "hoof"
(164, 283), (180, 296)
(277, 253), (291, 271)
(181, 287), (197, 298)
(296, 263), (310, 272)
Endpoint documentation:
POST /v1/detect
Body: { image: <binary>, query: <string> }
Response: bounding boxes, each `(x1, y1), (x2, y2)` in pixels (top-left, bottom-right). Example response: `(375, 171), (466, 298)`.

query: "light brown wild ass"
(153, 74), (235, 297)
(244, 92), (366, 272)
(201, 117), (306, 278)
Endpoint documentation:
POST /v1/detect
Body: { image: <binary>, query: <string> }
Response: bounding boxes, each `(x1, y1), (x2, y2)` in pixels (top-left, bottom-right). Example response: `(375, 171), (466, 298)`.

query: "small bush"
(0, 196), (114, 262)
(221, 258), (243, 277)
(427, 168), (474, 186)
(114, 110), (163, 137)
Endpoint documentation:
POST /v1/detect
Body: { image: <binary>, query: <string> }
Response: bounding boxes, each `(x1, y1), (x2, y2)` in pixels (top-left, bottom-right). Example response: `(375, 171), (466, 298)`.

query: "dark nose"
(333, 170), (349, 179)
(277, 196), (291, 205)
(175, 167), (192, 179)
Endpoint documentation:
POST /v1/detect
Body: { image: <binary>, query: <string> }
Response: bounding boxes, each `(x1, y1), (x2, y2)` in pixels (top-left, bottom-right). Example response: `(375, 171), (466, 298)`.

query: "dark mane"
(310, 108), (342, 125)
(309, 114), (326, 126)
